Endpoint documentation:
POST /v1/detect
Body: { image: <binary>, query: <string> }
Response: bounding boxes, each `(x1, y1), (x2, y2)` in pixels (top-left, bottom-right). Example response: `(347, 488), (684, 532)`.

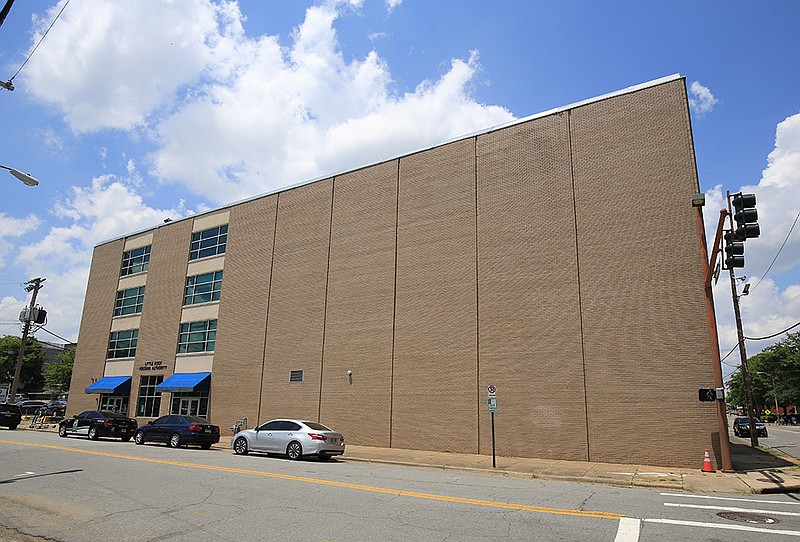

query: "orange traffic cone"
(701, 449), (715, 473)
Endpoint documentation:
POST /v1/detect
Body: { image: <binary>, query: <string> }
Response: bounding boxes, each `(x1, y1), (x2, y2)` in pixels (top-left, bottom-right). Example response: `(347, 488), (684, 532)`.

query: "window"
(120, 245), (151, 276)
(177, 320), (217, 353)
(170, 392), (209, 418)
(184, 271), (223, 305)
(114, 286), (145, 316)
(189, 225), (227, 260)
(107, 329), (138, 359)
(289, 370), (304, 383)
(99, 395), (129, 415)
(136, 375), (163, 417)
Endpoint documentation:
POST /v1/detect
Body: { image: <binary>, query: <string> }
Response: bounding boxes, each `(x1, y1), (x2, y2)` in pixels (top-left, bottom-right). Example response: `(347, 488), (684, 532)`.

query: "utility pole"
(9, 277), (45, 402)
(725, 190), (760, 447)
(728, 265), (758, 446)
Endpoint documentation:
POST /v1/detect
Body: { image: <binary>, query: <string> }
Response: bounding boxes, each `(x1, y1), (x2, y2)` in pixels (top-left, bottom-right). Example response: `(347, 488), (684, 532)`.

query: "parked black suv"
(0, 403), (22, 430)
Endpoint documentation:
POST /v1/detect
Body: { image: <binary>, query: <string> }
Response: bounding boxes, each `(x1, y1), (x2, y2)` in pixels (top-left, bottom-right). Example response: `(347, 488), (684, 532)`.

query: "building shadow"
(731, 442), (798, 472)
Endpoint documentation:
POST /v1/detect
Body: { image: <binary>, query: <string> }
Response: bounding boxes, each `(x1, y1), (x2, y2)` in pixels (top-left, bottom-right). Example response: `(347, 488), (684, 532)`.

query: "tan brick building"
(68, 75), (723, 468)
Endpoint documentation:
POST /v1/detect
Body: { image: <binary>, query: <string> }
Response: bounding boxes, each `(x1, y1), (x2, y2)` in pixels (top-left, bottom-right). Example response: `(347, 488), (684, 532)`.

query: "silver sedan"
(232, 419), (345, 460)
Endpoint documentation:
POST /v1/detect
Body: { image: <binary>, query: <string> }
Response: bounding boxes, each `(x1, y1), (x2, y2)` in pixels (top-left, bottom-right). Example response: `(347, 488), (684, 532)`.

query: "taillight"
(212, 426), (220, 433)
(132, 420), (138, 428)
(189, 425), (204, 432)
(340, 435), (344, 443)
(308, 433), (327, 441)
(103, 419), (113, 427)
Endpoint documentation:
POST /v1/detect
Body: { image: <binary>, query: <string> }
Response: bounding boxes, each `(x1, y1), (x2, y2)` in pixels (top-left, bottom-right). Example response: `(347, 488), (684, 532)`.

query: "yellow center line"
(0, 439), (624, 520)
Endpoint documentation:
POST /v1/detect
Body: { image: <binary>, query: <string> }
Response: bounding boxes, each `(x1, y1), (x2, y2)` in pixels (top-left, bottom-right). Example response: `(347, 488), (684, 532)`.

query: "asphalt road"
(755, 423), (800, 460)
(2, 429), (800, 541)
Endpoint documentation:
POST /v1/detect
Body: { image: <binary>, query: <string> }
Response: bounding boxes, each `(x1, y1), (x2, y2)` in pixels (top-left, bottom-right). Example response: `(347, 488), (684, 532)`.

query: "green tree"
(0, 335), (45, 394)
(44, 347), (74, 397)
(726, 331), (800, 414)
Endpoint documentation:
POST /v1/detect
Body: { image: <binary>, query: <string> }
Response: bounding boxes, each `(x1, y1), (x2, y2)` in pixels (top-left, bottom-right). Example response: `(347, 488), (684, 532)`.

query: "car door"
(149, 416), (171, 442)
(71, 411), (92, 436)
(253, 420), (282, 452)
(272, 421), (302, 454)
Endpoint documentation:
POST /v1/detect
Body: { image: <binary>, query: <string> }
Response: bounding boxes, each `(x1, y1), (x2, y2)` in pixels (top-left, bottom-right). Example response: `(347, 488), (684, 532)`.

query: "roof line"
(97, 73), (683, 247)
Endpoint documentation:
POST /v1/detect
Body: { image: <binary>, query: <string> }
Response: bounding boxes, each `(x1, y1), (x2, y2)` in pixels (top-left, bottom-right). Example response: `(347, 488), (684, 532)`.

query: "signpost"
(488, 385), (496, 468)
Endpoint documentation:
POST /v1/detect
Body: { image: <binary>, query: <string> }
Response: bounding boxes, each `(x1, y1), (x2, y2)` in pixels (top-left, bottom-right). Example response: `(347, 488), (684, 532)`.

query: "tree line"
(726, 330), (800, 417)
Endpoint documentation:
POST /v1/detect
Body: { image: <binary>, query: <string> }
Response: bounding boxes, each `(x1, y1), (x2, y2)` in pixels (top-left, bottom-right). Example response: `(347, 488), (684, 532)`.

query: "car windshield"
(304, 421), (332, 431)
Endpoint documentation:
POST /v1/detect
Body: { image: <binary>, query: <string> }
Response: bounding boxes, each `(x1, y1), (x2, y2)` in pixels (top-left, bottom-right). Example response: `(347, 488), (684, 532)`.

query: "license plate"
(205, 428), (211, 433)
(329, 437), (338, 444)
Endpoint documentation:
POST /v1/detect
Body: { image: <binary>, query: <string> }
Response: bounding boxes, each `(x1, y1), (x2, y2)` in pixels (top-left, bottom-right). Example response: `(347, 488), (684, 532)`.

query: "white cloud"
(22, 1), (512, 205)
(689, 81), (718, 115)
(0, 213), (41, 268)
(706, 112), (800, 373)
(2, 173), (187, 342)
(23, 0), (239, 133)
(386, 0), (402, 14)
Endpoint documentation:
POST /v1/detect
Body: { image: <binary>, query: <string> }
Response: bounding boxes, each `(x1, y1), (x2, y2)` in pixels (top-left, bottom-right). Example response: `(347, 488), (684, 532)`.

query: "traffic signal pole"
(698, 207), (733, 471)
(9, 277), (45, 403)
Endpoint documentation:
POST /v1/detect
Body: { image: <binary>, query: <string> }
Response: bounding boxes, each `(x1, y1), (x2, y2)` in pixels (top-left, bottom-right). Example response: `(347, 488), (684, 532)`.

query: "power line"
(6, 0), (71, 84)
(40, 326), (73, 344)
(744, 319), (800, 341)
(749, 209), (800, 294)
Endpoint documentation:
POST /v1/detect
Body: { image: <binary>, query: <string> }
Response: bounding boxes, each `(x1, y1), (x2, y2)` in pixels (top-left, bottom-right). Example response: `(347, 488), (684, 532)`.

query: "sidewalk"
(337, 441), (800, 494)
(21, 421), (800, 494)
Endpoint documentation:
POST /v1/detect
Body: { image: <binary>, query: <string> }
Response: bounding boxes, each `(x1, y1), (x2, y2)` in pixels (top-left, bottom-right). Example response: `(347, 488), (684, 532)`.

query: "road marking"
(645, 518), (800, 537)
(614, 517), (640, 542)
(14, 471), (35, 477)
(0, 439), (623, 520)
(664, 502), (800, 517)
(661, 492), (800, 506)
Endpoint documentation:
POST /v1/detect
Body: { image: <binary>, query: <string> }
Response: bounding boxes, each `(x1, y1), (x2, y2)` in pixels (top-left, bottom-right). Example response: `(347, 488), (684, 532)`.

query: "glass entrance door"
(178, 397), (200, 417)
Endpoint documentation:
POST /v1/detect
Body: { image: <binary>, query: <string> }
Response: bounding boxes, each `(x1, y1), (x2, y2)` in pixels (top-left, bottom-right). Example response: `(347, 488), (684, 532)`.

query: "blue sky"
(1, 1), (798, 381)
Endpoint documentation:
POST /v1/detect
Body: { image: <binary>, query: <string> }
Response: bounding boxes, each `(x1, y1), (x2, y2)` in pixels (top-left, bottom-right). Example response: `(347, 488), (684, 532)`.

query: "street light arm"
(1, 164), (39, 186)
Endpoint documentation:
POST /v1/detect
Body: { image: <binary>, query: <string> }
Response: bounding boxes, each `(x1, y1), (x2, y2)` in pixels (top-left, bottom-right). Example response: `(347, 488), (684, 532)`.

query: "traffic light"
(732, 193), (760, 240)
(724, 231), (745, 268)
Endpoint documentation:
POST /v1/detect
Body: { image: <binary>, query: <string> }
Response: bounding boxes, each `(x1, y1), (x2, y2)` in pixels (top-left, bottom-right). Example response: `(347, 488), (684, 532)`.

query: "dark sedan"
(733, 416), (768, 438)
(134, 415), (220, 449)
(58, 410), (138, 441)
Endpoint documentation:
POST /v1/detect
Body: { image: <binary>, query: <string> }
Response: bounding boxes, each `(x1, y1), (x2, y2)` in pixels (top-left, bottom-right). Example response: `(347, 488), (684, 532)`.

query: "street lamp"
(1, 164), (39, 186)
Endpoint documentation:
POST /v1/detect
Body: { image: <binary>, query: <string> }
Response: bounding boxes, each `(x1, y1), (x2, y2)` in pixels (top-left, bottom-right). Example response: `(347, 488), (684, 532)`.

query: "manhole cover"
(717, 511), (777, 524)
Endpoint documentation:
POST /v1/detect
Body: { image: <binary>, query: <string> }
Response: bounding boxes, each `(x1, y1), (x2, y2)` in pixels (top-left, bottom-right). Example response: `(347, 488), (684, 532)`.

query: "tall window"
(177, 320), (217, 353)
(184, 271), (223, 305)
(120, 245), (151, 276)
(189, 225), (228, 260)
(114, 286), (145, 316)
(136, 375), (163, 417)
(107, 329), (138, 359)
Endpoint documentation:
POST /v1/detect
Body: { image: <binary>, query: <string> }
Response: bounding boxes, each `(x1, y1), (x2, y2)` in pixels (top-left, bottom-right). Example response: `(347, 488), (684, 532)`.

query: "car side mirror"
(72, 415), (78, 418)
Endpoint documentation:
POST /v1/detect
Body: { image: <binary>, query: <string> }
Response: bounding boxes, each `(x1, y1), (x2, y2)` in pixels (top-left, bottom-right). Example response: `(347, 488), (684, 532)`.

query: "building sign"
(139, 360), (167, 372)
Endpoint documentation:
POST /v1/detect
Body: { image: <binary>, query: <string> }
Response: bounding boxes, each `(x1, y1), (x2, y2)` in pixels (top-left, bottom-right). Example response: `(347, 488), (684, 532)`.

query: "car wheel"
(233, 437), (249, 455)
(200, 443), (212, 450)
(287, 441), (302, 460)
(88, 427), (98, 440)
(134, 431), (145, 445)
(58, 425), (67, 437)
(169, 433), (181, 448)
(121, 436), (131, 442)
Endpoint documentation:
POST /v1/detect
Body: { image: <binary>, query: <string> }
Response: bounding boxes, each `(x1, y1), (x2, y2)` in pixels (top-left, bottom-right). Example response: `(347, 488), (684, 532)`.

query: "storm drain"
(717, 511), (778, 524)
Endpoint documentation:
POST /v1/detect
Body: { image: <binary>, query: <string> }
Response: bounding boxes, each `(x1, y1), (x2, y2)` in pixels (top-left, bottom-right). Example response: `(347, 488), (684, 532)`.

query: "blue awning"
(156, 372), (211, 393)
(85, 376), (131, 395)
